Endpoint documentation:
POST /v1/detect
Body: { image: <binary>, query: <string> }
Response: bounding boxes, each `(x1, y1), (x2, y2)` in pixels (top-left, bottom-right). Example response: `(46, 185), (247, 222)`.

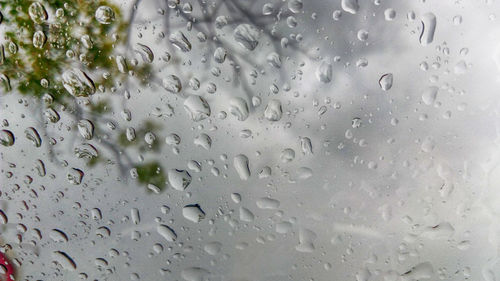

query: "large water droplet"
(32, 31), (46, 49)
(157, 224), (177, 242)
(316, 60), (333, 83)
(421, 86), (438, 105)
(184, 95), (211, 121)
(67, 168), (84, 185)
(25, 127), (41, 147)
(419, 13), (437, 46)
(234, 24), (260, 51)
(29, 2), (48, 24)
(169, 31), (192, 52)
(162, 75), (182, 93)
(52, 251), (77, 271)
(135, 43), (154, 63)
(168, 169), (192, 191)
(62, 69), (96, 97)
(229, 97), (250, 121)
(379, 73), (393, 91)
(264, 99), (282, 121)
(95, 6), (115, 24)
(233, 154), (251, 180)
(77, 119), (94, 140)
(0, 130), (15, 146)
(182, 204), (205, 222)
(341, 0), (359, 14)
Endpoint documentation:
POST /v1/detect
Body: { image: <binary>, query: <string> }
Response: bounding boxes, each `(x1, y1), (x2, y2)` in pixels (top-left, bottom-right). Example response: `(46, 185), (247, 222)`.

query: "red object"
(0, 252), (14, 281)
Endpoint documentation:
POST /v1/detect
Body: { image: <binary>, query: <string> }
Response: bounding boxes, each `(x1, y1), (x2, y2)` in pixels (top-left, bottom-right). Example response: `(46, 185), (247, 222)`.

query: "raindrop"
(204, 242), (222, 255)
(256, 197), (280, 209)
(74, 143), (98, 159)
(52, 251), (77, 271)
(234, 24), (260, 51)
(341, 0), (359, 14)
(229, 97), (250, 121)
(233, 154), (251, 180)
(169, 31), (192, 52)
(0, 130), (15, 146)
(67, 168), (84, 185)
(95, 6), (115, 24)
(419, 13), (437, 46)
(288, 0), (303, 13)
(182, 204), (205, 223)
(162, 75), (182, 93)
(264, 99), (283, 121)
(135, 43), (154, 63)
(379, 73), (393, 91)
(214, 47), (227, 63)
(157, 224), (177, 242)
(184, 95), (211, 121)
(62, 69), (96, 97)
(421, 86), (438, 105)
(300, 137), (313, 155)
(316, 60), (333, 83)
(32, 31), (46, 49)
(167, 169), (192, 191)
(29, 2), (48, 24)
(77, 119), (94, 140)
(25, 127), (41, 147)
(194, 133), (212, 150)
(281, 148), (295, 162)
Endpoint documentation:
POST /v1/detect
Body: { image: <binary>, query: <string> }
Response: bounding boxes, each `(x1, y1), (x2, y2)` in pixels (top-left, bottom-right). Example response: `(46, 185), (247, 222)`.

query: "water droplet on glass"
(421, 86), (438, 105)
(267, 52), (282, 68)
(341, 0), (359, 14)
(135, 43), (154, 63)
(52, 251), (77, 271)
(229, 97), (250, 121)
(204, 242), (222, 255)
(32, 31), (46, 49)
(316, 60), (333, 83)
(168, 169), (192, 191)
(116, 55), (128, 73)
(194, 133), (212, 150)
(77, 119), (94, 140)
(384, 8), (396, 21)
(62, 69), (96, 97)
(184, 95), (211, 121)
(256, 197), (280, 209)
(288, 0), (303, 13)
(181, 267), (209, 281)
(264, 99), (283, 121)
(213, 47), (227, 63)
(74, 143), (98, 159)
(182, 204), (205, 222)
(262, 3), (274, 15)
(300, 137), (313, 155)
(169, 31), (192, 52)
(0, 130), (15, 146)
(162, 75), (182, 93)
(379, 73), (393, 91)
(67, 168), (84, 185)
(25, 127), (41, 147)
(419, 13), (437, 46)
(234, 24), (260, 51)
(157, 224), (177, 242)
(95, 6), (115, 24)
(29, 2), (48, 24)
(233, 154), (251, 180)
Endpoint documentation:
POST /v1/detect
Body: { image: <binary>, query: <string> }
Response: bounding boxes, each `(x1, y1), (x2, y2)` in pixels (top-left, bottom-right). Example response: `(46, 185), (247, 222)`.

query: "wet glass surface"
(1, 0), (500, 280)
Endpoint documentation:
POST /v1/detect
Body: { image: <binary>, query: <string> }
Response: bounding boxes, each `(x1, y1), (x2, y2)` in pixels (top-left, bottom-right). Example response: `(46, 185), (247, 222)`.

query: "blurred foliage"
(0, 0), (163, 190)
(136, 161), (166, 191)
